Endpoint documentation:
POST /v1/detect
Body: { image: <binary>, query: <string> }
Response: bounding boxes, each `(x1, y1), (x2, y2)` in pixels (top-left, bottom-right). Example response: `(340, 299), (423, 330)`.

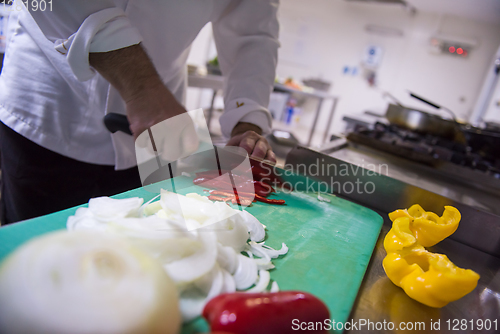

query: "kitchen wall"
(186, 0), (500, 145)
(278, 0), (500, 142)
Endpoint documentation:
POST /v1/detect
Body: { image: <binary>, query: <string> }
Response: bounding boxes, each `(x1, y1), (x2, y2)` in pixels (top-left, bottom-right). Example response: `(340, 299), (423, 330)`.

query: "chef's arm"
(26, 1), (185, 138)
(212, 0), (279, 162)
(89, 44), (186, 139)
(26, 0), (142, 81)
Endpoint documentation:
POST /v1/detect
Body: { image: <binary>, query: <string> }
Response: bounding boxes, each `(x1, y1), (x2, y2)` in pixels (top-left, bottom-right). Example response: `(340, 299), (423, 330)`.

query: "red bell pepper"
(249, 158), (292, 191)
(203, 291), (330, 334)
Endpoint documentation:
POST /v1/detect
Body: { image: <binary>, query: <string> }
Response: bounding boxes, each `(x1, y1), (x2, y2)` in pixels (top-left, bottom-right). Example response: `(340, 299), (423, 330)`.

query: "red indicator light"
(457, 48), (464, 55)
(449, 46), (456, 53)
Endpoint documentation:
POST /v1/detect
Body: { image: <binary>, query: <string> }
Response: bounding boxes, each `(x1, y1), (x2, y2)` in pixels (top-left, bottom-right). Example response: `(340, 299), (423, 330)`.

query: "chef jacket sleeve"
(212, 0), (280, 137)
(24, 0), (143, 81)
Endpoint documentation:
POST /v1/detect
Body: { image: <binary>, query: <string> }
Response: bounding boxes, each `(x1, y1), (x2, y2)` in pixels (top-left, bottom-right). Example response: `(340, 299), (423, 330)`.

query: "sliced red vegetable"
(253, 181), (273, 196)
(193, 175), (272, 197)
(208, 190), (254, 197)
(208, 190), (285, 205)
(231, 197), (252, 206)
(203, 291), (330, 334)
(254, 195), (285, 205)
(207, 191), (253, 206)
(208, 195), (227, 202)
(248, 158), (292, 191)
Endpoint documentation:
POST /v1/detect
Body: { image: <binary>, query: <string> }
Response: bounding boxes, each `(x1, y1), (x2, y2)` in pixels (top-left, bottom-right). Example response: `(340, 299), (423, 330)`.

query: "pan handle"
(409, 92), (440, 109)
(382, 91), (404, 107)
(409, 91), (457, 122)
(103, 113), (133, 135)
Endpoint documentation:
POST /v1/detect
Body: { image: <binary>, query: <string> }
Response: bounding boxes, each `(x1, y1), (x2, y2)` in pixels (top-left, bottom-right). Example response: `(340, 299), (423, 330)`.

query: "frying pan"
(381, 92), (458, 138)
(375, 92), (500, 158)
(407, 92), (500, 158)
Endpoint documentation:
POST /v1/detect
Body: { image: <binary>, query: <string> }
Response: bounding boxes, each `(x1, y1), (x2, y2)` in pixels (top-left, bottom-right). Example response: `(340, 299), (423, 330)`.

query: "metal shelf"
(187, 74), (338, 145)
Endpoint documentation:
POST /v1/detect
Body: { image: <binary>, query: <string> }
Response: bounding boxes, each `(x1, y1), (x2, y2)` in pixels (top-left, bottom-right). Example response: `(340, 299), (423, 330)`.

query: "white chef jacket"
(0, 0), (279, 169)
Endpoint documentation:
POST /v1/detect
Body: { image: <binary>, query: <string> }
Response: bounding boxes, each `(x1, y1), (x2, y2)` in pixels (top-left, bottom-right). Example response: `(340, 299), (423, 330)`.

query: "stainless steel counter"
(326, 143), (500, 216)
(284, 146), (500, 333)
(349, 215), (500, 334)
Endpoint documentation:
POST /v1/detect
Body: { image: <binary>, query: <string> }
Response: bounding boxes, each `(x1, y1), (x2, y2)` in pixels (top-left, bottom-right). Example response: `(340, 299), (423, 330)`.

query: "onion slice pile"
(66, 190), (288, 321)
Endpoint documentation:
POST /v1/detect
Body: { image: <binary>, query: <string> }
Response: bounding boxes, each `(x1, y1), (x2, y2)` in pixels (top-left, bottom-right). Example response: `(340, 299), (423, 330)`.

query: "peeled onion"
(0, 231), (180, 334)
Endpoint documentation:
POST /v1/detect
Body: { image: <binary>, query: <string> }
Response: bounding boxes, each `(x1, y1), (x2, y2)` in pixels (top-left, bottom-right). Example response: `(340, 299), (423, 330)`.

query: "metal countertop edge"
(284, 146), (500, 259)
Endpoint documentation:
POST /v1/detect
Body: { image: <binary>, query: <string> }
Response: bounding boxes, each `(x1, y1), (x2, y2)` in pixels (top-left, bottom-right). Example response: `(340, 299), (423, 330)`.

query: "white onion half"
(0, 231), (180, 334)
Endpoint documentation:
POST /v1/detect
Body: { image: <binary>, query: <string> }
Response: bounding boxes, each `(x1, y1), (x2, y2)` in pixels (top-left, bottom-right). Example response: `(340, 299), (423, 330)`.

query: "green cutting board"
(0, 176), (383, 333)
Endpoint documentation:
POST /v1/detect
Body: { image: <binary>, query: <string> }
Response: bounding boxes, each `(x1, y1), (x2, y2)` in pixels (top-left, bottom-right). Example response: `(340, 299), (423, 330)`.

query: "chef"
(0, 0), (279, 224)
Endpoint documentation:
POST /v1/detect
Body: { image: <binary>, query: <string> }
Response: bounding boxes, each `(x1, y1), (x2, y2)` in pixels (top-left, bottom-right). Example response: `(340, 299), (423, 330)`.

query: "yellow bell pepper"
(383, 217), (415, 253)
(383, 210), (480, 308)
(389, 204), (460, 247)
(368, 277), (440, 334)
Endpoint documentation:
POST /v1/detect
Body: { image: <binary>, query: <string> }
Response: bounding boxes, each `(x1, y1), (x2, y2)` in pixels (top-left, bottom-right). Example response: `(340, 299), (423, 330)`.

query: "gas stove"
(346, 122), (500, 190)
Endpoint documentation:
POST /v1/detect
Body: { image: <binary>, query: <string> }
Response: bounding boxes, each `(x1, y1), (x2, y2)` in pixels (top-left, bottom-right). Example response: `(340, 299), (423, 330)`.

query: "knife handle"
(103, 113), (132, 135)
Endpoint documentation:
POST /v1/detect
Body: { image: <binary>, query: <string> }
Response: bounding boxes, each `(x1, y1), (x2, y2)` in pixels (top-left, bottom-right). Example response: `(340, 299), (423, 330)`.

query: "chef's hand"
(226, 122), (276, 164)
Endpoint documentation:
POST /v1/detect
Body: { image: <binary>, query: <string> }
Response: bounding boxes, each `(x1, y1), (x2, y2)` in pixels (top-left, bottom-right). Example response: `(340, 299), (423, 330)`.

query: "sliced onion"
(160, 190), (241, 230)
(237, 210), (265, 242)
(141, 199), (162, 216)
(63, 191), (289, 321)
(249, 241), (288, 259)
(246, 270), (271, 293)
(245, 247), (276, 270)
(208, 218), (249, 252)
(67, 209), (107, 232)
(88, 197), (143, 221)
(256, 261), (275, 270)
(0, 231), (180, 334)
(270, 281), (280, 292)
(216, 244), (238, 274)
(178, 266), (224, 322)
(233, 254), (258, 290)
(164, 231), (218, 285)
(220, 269), (236, 294)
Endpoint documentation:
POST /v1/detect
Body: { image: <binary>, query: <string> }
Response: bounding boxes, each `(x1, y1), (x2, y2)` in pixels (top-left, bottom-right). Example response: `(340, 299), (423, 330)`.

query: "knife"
(102, 113), (253, 203)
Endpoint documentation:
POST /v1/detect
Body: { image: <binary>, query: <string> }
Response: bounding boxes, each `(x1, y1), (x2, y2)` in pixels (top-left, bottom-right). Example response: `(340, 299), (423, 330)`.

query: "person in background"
(0, 0), (279, 225)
